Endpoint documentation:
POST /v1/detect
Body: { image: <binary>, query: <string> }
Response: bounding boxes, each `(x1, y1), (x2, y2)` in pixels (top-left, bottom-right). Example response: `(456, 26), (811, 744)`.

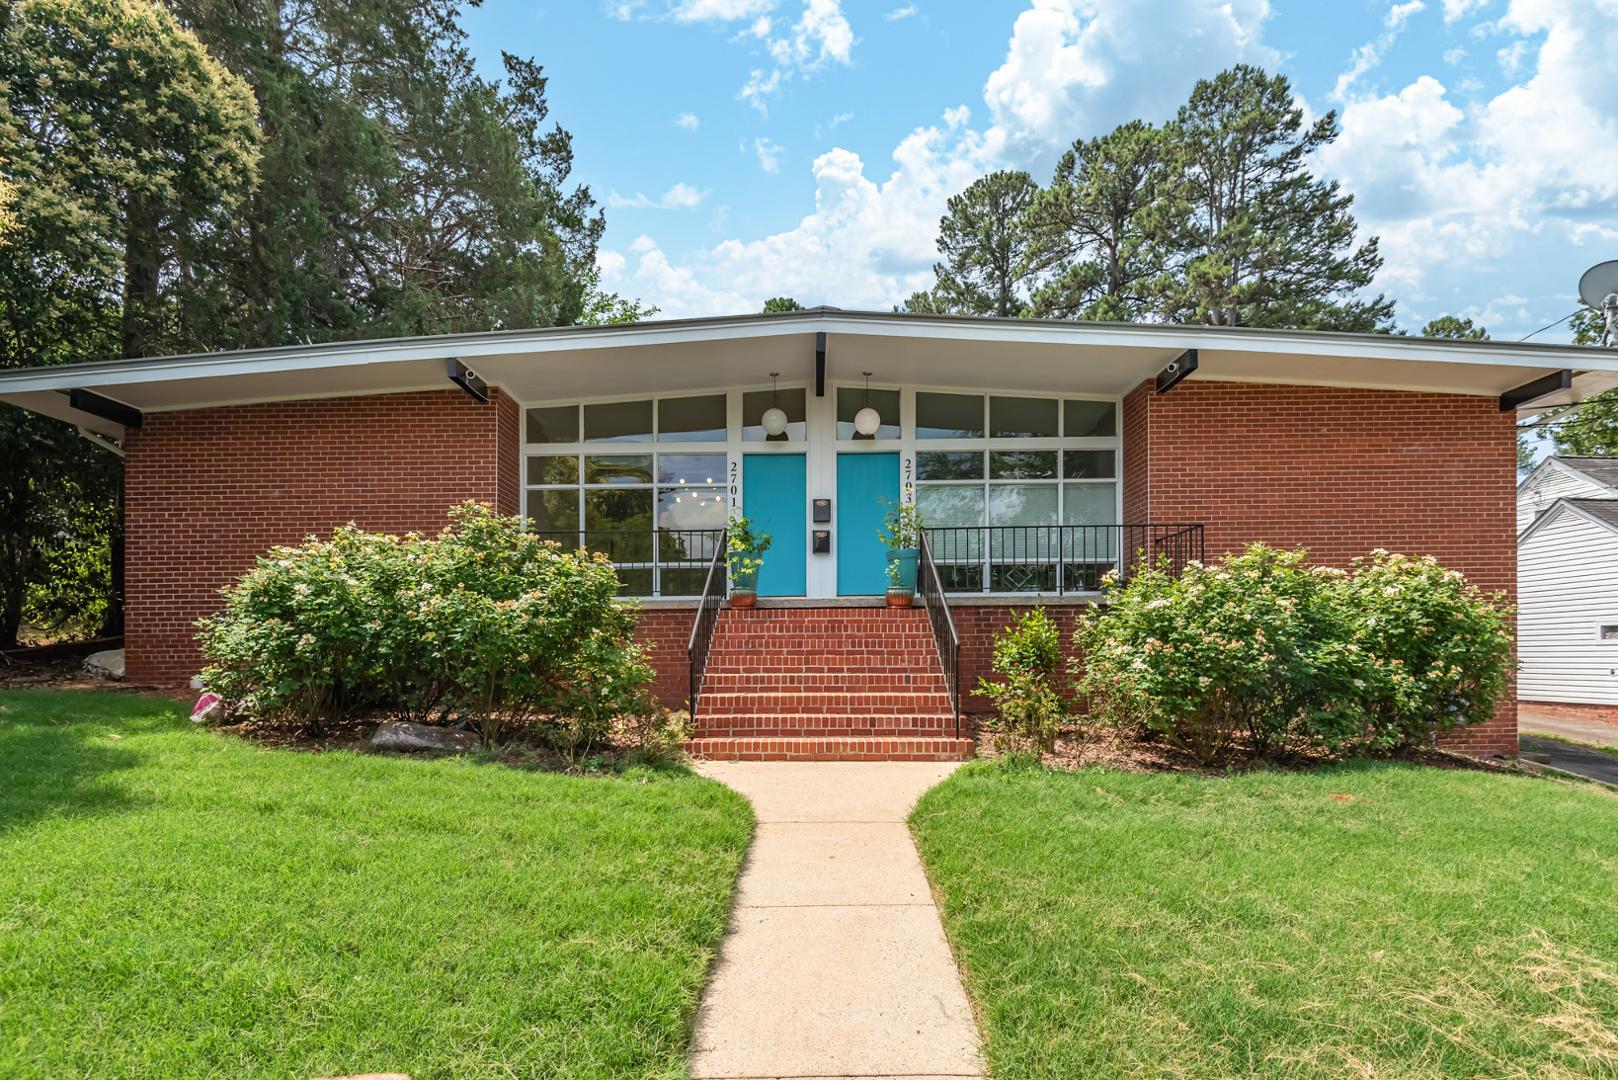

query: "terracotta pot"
(885, 588), (914, 608)
(730, 589), (758, 609)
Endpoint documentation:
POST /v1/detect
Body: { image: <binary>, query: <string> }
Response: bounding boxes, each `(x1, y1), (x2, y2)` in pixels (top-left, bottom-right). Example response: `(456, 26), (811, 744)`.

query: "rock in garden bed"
(367, 720), (482, 755)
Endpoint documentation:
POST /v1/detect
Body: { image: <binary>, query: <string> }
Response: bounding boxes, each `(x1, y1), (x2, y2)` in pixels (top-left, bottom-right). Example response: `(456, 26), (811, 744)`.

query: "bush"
(198, 502), (654, 747)
(1336, 549), (1513, 749)
(975, 608), (1066, 758)
(1075, 544), (1513, 763)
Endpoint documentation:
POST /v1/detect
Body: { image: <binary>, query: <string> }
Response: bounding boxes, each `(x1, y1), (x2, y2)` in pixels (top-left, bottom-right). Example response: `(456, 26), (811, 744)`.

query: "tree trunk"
(121, 194), (161, 360)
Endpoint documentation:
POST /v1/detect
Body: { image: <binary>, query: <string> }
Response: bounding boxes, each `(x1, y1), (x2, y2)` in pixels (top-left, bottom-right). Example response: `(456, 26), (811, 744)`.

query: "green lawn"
(0, 690), (753, 1079)
(912, 760), (1618, 1079)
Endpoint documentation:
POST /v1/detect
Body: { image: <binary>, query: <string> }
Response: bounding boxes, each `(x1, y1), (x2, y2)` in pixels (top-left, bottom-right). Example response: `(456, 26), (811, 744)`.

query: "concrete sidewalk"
(689, 762), (983, 1080)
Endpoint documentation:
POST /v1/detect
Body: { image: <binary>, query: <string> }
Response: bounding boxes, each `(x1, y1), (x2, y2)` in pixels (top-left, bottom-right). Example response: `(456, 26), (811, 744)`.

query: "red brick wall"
(635, 609), (694, 709)
(124, 388), (511, 682)
(1122, 383), (1150, 523)
(953, 604), (1086, 712)
(495, 390), (521, 516)
(1124, 379), (1518, 755)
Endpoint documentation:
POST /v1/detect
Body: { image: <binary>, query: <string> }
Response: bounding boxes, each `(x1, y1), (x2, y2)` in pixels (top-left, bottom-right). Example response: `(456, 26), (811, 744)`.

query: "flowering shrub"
(975, 608), (1066, 758)
(1075, 546), (1364, 763)
(1075, 544), (1513, 763)
(198, 503), (653, 746)
(1336, 549), (1513, 749)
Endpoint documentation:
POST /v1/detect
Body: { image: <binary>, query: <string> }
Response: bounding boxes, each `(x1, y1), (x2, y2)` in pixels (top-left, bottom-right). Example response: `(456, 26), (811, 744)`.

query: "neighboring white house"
(1518, 456), (1618, 711)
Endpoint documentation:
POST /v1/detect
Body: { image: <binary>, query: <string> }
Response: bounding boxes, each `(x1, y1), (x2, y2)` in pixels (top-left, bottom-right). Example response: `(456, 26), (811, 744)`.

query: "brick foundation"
(1520, 700), (1618, 726)
(123, 388), (518, 683)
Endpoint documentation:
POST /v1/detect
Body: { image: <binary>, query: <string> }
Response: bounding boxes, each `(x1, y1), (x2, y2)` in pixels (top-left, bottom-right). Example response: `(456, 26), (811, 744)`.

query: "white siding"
(1518, 465), (1610, 532)
(1518, 509), (1618, 704)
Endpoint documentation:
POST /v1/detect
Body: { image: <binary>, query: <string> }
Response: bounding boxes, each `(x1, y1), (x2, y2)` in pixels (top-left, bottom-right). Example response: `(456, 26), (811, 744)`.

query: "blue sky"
(460, 0), (1618, 341)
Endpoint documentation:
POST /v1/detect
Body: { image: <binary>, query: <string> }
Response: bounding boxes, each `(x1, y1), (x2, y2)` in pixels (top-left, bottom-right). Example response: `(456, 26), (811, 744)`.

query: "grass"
(912, 759), (1618, 1079)
(0, 689), (753, 1079)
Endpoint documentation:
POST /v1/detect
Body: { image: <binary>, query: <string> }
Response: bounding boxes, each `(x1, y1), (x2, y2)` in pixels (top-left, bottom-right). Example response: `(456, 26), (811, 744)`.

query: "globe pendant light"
(761, 371), (789, 437)
(853, 371), (881, 436)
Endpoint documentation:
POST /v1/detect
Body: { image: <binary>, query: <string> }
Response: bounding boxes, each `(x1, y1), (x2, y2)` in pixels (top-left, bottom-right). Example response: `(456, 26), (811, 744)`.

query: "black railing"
(922, 524), (1204, 595)
(917, 531), (961, 736)
(686, 542), (727, 719)
(534, 529), (724, 596)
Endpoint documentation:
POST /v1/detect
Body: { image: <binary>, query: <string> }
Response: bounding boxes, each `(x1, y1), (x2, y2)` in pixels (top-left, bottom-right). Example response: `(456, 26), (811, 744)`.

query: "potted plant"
(726, 512), (772, 608)
(878, 501), (924, 606)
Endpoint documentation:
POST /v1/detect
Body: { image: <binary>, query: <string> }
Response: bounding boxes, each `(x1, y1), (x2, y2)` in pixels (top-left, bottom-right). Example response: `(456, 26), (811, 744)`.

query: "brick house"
(2, 309), (1603, 760)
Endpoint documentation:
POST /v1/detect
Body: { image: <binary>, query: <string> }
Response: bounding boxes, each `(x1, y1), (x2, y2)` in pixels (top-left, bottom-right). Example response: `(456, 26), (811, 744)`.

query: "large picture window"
(914, 395), (1119, 593)
(524, 396), (727, 596)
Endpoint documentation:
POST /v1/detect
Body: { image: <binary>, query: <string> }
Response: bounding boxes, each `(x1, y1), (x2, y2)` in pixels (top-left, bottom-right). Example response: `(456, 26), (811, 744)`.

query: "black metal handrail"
(923, 523), (1205, 594)
(534, 528), (724, 592)
(917, 531), (962, 737)
(686, 542), (727, 719)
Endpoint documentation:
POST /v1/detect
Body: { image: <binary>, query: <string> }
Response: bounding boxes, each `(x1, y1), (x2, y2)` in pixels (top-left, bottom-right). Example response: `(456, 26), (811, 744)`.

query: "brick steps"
(690, 607), (967, 761)
(684, 736), (976, 762)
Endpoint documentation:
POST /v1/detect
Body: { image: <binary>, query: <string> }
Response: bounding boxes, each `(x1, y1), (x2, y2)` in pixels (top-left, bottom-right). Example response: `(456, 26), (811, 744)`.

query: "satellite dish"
(1578, 261), (1618, 310)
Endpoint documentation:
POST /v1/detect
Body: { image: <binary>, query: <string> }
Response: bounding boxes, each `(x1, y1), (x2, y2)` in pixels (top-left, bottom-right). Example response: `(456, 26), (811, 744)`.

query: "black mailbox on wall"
(812, 530), (831, 554)
(812, 498), (831, 523)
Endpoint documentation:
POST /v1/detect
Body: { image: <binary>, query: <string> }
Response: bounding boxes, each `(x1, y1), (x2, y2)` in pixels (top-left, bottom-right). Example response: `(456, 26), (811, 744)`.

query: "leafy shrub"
(1335, 549), (1513, 749)
(975, 608), (1066, 758)
(1075, 546), (1362, 763)
(1076, 544), (1513, 763)
(198, 502), (654, 747)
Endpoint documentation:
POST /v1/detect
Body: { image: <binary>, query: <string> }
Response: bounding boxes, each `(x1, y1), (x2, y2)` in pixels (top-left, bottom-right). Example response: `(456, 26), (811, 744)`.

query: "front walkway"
(689, 762), (983, 1080)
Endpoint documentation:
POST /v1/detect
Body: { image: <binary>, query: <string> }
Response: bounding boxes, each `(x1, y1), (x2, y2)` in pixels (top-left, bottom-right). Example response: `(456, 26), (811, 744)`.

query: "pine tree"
(1159, 65), (1393, 331)
(1023, 121), (1171, 321)
(1421, 315), (1488, 341)
(762, 297), (804, 313)
(930, 171), (1040, 317)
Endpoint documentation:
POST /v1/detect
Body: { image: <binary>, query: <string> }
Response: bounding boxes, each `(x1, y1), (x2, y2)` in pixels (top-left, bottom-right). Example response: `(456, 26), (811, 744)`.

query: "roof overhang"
(2, 309), (1612, 437)
(1519, 496), (1618, 544)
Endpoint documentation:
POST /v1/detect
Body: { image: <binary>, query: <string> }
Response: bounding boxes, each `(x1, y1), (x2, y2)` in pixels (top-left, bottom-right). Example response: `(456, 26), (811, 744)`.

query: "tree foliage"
(931, 170), (1041, 317)
(762, 296), (804, 313)
(1421, 315), (1488, 341)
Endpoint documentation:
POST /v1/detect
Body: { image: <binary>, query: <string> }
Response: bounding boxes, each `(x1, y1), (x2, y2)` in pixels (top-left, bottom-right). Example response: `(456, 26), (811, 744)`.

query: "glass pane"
(938, 564), (983, 592)
(917, 451), (983, 481)
(1062, 449), (1116, 479)
(917, 485), (985, 565)
(657, 522), (723, 565)
(915, 392), (983, 439)
(584, 454), (653, 485)
(988, 484), (1058, 526)
(657, 487), (727, 532)
(526, 455), (578, 486)
(742, 387), (807, 442)
(836, 387), (901, 440)
(917, 484), (986, 526)
(1066, 400), (1117, 438)
(615, 569), (654, 597)
(658, 394), (727, 442)
(525, 405), (577, 444)
(1063, 482), (1117, 525)
(526, 490), (579, 537)
(991, 563), (1057, 593)
(658, 568), (709, 596)
(991, 396), (1058, 438)
(584, 399), (653, 442)
(657, 453), (725, 486)
(990, 450), (1057, 480)
(584, 489), (654, 562)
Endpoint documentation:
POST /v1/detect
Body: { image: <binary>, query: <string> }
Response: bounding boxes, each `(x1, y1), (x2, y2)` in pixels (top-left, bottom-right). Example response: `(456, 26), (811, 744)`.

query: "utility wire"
(1520, 310), (1579, 342)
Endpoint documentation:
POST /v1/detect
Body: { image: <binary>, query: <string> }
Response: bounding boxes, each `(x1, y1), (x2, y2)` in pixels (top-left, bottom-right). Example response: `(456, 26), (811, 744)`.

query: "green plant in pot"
(726, 512), (772, 608)
(878, 501), (924, 606)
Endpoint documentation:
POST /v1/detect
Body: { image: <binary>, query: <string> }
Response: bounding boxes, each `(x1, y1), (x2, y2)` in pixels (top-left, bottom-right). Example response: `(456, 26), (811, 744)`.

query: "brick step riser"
(698, 700), (953, 717)
(684, 736), (975, 763)
(709, 638), (939, 651)
(695, 720), (953, 735)
(699, 676), (949, 692)
(707, 650), (940, 663)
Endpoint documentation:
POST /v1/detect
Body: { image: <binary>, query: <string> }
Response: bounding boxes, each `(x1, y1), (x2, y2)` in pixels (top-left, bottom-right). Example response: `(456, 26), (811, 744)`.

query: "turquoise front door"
(836, 452), (899, 595)
(742, 453), (807, 596)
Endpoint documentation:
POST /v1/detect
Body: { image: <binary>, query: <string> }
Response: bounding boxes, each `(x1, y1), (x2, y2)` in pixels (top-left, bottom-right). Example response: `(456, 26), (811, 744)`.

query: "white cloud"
(670, 0), (775, 20)
(1441, 0), (1489, 20)
(753, 137), (784, 173)
(981, 0), (1277, 156)
(606, 183), (709, 210)
(675, 112), (700, 130)
(1332, 0), (1427, 101)
(1443, 44), (1468, 63)
(885, 3), (918, 20)
(1386, 1), (1425, 29)
(1496, 38), (1530, 75)
(741, 0), (855, 111)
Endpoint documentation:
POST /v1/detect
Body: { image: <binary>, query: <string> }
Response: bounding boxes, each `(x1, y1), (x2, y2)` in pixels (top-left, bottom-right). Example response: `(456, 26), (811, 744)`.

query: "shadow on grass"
(0, 693), (176, 836)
